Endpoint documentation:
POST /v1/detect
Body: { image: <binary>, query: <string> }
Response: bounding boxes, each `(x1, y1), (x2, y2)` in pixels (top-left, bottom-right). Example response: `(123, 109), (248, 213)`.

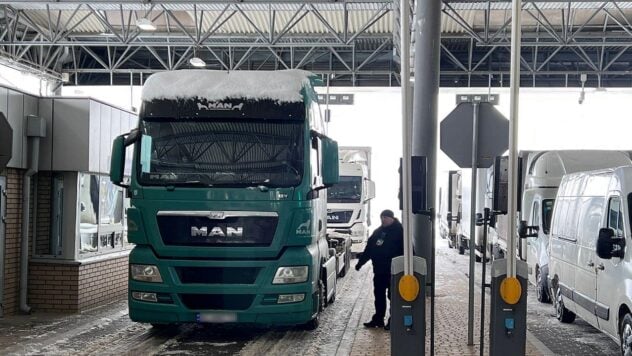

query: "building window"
(78, 172), (130, 257)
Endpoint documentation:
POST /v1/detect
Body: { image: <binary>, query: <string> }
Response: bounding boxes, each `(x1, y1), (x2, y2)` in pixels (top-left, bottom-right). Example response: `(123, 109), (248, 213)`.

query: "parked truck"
(443, 171), (464, 253)
(109, 69), (340, 330)
(326, 147), (375, 270)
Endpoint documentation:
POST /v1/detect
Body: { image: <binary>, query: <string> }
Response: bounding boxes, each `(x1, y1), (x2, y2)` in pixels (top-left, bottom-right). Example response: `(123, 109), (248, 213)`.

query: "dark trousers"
(373, 273), (391, 321)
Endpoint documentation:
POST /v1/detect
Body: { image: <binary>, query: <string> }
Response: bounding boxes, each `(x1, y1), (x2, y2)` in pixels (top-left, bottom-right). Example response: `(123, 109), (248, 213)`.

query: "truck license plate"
(196, 312), (237, 323)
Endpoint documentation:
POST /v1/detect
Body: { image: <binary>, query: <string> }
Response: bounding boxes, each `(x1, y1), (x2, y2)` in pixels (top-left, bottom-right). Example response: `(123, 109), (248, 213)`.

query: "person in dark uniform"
(355, 209), (404, 330)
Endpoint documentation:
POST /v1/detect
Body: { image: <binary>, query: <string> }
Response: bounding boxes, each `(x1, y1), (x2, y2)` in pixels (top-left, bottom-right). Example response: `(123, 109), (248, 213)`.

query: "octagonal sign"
(440, 102), (509, 168)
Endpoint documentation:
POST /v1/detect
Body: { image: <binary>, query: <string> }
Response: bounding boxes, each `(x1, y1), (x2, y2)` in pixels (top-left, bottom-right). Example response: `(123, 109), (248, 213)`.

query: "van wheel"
(303, 280), (325, 330)
(555, 288), (576, 323)
(536, 269), (551, 303)
(620, 314), (632, 356)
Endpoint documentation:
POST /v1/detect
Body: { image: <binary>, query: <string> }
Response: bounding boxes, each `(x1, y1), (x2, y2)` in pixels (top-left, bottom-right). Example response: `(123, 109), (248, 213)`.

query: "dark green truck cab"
(110, 70), (339, 329)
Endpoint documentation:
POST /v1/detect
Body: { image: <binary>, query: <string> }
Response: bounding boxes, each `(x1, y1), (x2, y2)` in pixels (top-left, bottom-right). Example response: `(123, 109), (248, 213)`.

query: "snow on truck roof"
(141, 69), (316, 103)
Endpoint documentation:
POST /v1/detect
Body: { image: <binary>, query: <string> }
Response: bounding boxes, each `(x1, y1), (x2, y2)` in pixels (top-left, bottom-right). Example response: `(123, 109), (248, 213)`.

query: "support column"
(412, 0), (441, 282)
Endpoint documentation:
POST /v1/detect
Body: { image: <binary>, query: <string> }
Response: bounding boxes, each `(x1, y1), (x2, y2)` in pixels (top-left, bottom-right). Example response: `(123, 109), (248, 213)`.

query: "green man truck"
(109, 70), (339, 329)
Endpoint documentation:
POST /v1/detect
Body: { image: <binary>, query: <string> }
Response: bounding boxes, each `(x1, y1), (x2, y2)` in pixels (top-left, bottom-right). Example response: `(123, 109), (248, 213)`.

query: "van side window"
(607, 197), (624, 238)
(542, 199), (554, 235)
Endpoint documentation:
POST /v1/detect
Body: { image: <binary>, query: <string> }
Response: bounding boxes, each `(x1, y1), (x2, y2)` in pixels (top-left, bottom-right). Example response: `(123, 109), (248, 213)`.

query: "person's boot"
(363, 317), (385, 328)
(384, 317), (391, 331)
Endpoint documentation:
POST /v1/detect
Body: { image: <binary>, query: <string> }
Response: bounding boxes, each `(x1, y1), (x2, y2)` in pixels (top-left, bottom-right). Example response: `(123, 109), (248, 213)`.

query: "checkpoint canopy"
(440, 101), (509, 168)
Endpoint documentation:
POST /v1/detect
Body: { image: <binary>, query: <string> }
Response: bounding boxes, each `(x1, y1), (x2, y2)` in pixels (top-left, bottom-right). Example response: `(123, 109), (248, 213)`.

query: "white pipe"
(400, 0), (413, 275)
(507, 0), (522, 279)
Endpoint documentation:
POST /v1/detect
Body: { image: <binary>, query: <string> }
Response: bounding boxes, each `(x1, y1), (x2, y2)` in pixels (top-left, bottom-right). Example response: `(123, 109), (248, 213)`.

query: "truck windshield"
(327, 176), (362, 203)
(137, 119), (304, 187)
(542, 199), (554, 235)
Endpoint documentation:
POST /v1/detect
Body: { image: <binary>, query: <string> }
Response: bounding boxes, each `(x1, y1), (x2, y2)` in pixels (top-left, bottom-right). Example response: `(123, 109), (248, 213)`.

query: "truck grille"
(327, 210), (354, 224)
(175, 267), (261, 284)
(157, 215), (277, 247)
(180, 294), (255, 310)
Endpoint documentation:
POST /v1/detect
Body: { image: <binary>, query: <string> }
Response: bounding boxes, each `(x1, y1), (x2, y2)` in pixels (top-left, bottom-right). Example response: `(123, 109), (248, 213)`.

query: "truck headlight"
(130, 264), (163, 283)
(272, 266), (308, 284)
(351, 224), (365, 237)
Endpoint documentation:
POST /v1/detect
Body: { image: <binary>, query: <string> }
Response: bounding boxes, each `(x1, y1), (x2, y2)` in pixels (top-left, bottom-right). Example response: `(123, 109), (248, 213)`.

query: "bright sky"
(60, 84), (632, 229)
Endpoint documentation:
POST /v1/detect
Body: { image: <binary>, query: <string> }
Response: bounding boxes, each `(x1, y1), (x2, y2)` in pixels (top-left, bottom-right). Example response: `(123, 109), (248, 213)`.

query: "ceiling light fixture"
(189, 56), (206, 67)
(136, 17), (156, 31)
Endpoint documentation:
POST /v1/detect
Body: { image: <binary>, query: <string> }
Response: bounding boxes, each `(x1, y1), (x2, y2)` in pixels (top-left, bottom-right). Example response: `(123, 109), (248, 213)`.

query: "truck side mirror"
(518, 220), (538, 239)
(596, 228), (625, 259)
(365, 180), (376, 202)
(110, 129), (139, 188)
(110, 135), (126, 187)
(320, 136), (339, 187)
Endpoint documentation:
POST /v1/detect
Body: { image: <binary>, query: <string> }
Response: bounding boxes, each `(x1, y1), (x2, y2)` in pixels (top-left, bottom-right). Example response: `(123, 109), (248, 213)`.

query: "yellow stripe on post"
(500, 277), (522, 305)
(398, 274), (420, 302)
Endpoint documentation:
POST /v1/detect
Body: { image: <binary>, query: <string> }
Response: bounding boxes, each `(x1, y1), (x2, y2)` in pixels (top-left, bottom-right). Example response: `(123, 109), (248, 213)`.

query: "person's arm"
(356, 232), (375, 270)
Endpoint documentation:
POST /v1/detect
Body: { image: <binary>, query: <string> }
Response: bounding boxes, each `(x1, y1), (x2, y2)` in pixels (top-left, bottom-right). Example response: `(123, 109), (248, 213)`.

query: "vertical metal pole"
(412, 0), (440, 283)
(480, 208), (490, 356)
(400, 0), (413, 275)
(468, 103), (479, 345)
(507, 0), (522, 279)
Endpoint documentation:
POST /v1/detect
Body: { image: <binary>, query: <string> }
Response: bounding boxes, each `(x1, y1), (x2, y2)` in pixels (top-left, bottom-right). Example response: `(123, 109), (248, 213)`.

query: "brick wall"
(34, 173), (52, 256)
(28, 255), (128, 313)
(29, 262), (79, 312)
(2, 168), (23, 316)
(78, 255), (128, 311)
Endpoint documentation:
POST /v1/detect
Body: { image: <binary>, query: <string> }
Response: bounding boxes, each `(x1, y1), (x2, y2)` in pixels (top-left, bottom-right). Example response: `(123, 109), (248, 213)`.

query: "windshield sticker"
(140, 135), (152, 173)
(197, 102), (244, 111)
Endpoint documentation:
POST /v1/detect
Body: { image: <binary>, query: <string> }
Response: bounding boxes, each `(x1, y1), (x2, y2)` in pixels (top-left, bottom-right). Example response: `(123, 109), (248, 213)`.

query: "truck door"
(596, 196), (625, 336)
(0, 176), (5, 317)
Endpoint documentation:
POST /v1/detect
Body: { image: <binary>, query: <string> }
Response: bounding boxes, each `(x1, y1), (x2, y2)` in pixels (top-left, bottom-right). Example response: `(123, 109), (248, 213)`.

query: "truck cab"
(109, 70), (339, 329)
(326, 147), (375, 260)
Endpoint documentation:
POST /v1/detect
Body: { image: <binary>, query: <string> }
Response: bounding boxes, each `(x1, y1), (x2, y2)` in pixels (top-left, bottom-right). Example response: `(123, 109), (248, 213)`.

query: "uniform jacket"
(357, 219), (404, 275)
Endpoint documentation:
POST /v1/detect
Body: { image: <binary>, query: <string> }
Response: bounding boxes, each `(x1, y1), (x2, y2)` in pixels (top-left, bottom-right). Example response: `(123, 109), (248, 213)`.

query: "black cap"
(380, 209), (395, 219)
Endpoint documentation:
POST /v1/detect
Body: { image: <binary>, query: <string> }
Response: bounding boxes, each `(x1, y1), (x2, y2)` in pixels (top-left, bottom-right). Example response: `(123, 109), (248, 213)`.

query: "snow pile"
(141, 69), (315, 103)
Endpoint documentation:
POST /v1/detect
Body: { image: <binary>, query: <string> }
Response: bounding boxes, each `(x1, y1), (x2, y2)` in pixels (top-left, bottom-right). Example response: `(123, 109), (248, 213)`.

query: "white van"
(520, 150), (632, 304)
(549, 166), (632, 354)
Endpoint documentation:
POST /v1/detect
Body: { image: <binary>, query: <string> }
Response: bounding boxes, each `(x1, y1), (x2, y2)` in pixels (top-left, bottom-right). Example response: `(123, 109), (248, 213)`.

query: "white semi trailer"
(326, 146), (375, 270)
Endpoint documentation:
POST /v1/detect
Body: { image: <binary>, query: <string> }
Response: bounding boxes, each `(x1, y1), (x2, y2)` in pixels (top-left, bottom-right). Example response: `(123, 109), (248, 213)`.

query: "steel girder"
(2, 2), (632, 87)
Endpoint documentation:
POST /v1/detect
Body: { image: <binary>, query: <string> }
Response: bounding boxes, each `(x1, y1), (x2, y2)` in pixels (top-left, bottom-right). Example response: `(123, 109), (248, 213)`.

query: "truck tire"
(619, 313), (632, 356)
(555, 288), (576, 323)
(536, 268), (551, 303)
(303, 280), (325, 330)
(458, 245), (465, 255)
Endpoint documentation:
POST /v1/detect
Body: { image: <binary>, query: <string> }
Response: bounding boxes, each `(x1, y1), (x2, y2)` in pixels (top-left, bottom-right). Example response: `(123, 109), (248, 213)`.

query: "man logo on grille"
(191, 226), (243, 237)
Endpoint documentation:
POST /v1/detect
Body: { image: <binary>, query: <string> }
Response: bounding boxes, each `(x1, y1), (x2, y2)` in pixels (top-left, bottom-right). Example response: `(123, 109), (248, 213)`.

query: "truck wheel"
(620, 313), (632, 356)
(458, 245), (465, 255)
(303, 280), (325, 330)
(536, 269), (551, 303)
(555, 288), (576, 323)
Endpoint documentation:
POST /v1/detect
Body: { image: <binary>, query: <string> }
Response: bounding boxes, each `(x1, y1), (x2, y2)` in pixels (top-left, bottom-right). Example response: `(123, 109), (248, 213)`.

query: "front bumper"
(128, 246), (317, 326)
